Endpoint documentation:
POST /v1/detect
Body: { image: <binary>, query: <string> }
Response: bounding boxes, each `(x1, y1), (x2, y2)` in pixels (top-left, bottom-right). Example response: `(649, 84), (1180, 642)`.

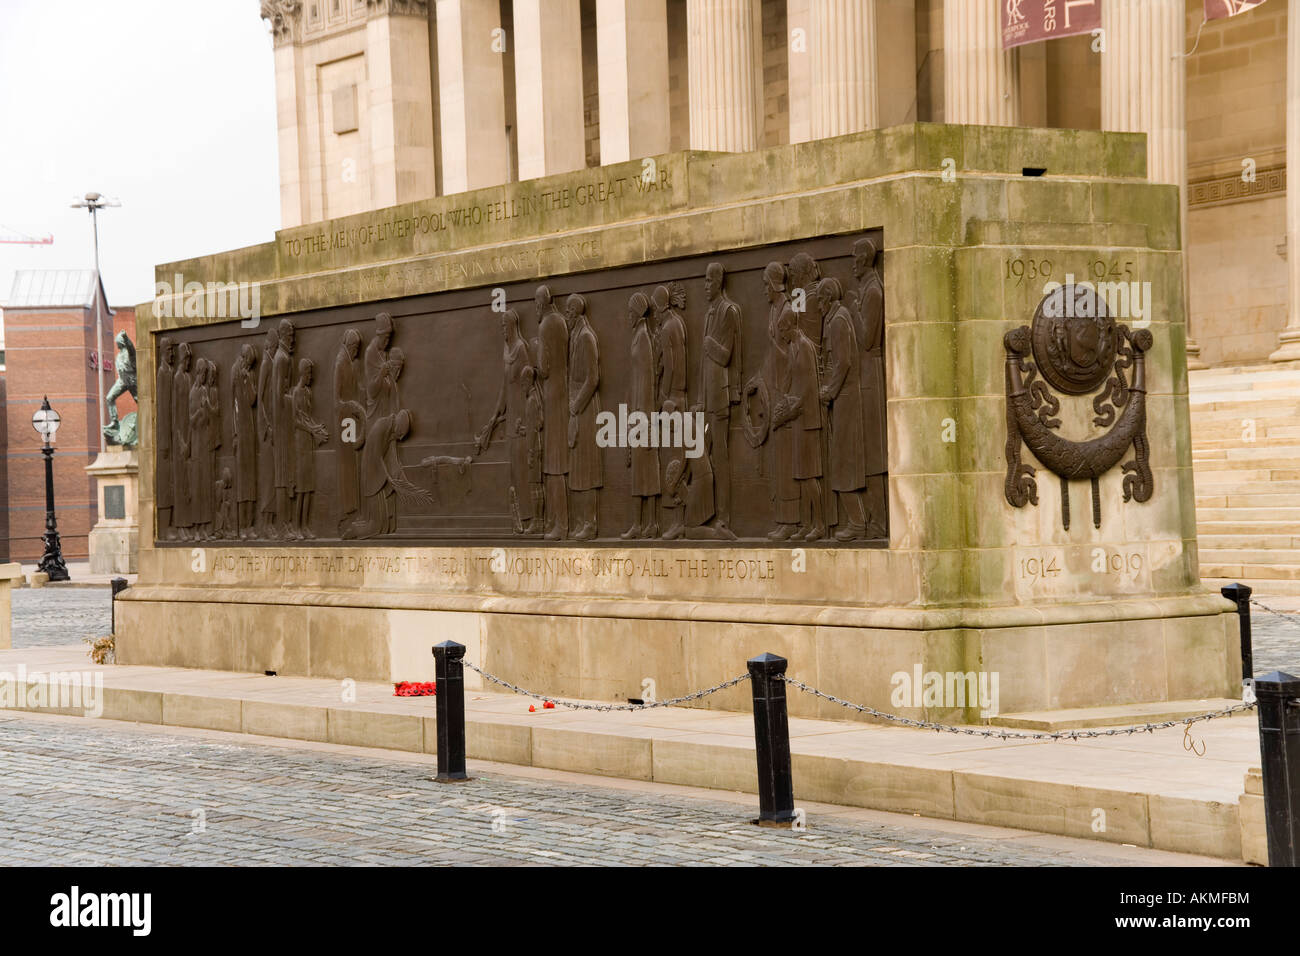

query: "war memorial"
(117, 123), (1242, 726)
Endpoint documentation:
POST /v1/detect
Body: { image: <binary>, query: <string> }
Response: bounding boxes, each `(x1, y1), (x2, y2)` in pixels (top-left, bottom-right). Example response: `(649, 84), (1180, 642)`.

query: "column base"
(1269, 330), (1300, 363)
(1186, 337), (1208, 370)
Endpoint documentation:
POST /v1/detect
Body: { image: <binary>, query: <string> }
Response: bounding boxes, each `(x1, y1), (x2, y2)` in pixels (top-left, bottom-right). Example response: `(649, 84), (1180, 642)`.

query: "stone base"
(1268, 330), (1300, 363)
(89, 526), (139, 575)
(116, 587), (1241, 723)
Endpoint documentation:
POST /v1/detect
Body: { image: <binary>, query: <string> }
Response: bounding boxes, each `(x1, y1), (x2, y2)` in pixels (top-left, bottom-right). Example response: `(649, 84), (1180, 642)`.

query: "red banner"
(1001, 0), (1101, 50)
(1205, 0), (1268, 19)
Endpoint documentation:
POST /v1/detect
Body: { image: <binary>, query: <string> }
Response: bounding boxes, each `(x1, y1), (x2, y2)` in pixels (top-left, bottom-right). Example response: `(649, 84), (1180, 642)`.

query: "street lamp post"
(32, 397), (69, 582)
(70, 192), (120, 454)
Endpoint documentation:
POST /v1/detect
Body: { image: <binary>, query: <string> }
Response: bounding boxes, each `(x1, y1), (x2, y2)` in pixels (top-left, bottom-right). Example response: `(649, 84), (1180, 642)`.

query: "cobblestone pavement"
(1246, 601), (1300, 677)
(11, 588), (113, 649)
(0, 715), (1216, 867)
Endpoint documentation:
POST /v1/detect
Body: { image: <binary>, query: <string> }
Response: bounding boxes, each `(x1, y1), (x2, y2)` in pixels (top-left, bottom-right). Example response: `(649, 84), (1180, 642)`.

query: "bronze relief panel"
(154, 230), (888, 546)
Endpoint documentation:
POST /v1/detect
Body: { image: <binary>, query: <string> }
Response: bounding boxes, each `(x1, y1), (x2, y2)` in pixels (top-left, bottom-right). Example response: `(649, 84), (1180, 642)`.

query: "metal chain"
(781, 676), (1255, 741)
(460, 659), (750, 712)
(1249, 597), (1300, 623)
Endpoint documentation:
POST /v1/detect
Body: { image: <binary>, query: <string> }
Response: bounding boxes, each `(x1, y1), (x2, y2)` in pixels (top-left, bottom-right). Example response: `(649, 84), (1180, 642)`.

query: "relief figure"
(566, 293), (602, 541)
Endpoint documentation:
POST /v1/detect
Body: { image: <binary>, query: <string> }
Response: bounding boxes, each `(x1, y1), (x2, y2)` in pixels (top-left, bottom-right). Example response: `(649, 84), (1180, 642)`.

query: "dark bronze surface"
(1004, 285), (1154, 530)
(154, 231), (887, 545)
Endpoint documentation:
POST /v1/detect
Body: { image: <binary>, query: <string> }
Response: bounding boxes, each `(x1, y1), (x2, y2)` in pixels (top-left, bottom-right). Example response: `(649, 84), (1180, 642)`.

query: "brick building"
(1, 270), (136, 563)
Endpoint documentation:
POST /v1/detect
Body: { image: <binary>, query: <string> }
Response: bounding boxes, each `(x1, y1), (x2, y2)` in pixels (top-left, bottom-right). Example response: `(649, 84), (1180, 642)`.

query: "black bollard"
(1221, 582), (1253, 686)
(748, 652), (796, 825)
(1255, 670), (1300, 867)
(431, 641), (469, 782)
(110, 577), (129, 635)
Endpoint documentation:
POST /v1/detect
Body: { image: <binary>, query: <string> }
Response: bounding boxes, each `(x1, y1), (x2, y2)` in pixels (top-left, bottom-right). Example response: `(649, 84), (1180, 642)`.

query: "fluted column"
(687, 0), (763, 152)
(788, 0), (812, 143)
(943, 0), (1020, 125)
(1101, 0), (1199, 365)
(512, 0), (586, 180)
(596, 0), (670, 164)
(810, 0), (878, 138)
(1270, 0), (1300, 362)
(365, 2), (438, 209)
(436, 0), (510, 194)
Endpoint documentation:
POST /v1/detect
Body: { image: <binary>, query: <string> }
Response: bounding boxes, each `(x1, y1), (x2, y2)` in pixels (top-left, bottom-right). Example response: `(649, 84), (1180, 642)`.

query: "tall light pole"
(32, 397), (69, 582)
(70, 192), (120, 453)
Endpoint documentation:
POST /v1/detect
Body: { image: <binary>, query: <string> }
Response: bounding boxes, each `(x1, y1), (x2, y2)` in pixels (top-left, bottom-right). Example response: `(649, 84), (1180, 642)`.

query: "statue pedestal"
(86, 445), (139, 574)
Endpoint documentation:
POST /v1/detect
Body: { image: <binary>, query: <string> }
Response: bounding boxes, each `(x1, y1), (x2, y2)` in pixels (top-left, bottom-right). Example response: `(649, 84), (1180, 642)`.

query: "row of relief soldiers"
(475, 235), (886, 542)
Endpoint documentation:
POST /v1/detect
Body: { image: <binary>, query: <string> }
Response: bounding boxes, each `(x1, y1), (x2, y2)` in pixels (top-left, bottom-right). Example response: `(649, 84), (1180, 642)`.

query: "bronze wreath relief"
(1004, 283), (1154, 530)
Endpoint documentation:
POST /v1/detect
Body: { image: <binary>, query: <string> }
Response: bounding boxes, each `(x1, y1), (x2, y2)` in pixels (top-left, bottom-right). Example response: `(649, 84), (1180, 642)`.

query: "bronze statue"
(566, 293), (602, 540)
(334, 328), (364, 532)
(232, 343), (259, 538)
(103, 331), (138, 446)
(535, 285), (570, 539)
(189, 358), (218, 540)
(851, 237), (888, 538)
(788, 252), (823, 350)
(817, 278), (868, 539)
(476, 308), (538, 534)
(156, 337), (175, 537)
(290, 357), (330, 539)
(623, 292), (660, 539)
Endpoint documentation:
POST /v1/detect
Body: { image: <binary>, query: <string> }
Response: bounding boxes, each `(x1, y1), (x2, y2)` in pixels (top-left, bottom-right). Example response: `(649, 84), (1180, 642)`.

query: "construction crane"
(0, 225), (53, 245)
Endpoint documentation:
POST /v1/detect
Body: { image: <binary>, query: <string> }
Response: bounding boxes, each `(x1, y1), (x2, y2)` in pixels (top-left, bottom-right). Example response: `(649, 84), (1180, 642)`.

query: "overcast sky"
(0, 0), (280, 322)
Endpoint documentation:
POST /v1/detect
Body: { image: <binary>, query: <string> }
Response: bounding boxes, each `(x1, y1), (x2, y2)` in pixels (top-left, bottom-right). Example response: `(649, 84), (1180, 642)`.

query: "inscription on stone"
(156, 231), (887, 547)
(104, 484), (125, 521)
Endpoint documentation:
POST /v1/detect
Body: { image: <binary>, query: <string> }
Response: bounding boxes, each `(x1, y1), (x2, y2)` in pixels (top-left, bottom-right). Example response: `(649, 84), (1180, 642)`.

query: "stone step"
(1203, 576), (1300, 596)
(1187, 399), (1300, 417)
(1194, 479), (1300, 494)
(1194, 469), (1300, 484)
(1197, 507), (1300, 523)
(1196, 493), (1300, 509)
(1197, 521), (1300, 536)
(1200, 549), (1300, 566)
(1193, 459), (1300, 473)
(1196, 533), (1300, 549)
(1192, 434), (1300, 450)
(1192, 444), (1300, 461)
(1200, 563), (1300, 581)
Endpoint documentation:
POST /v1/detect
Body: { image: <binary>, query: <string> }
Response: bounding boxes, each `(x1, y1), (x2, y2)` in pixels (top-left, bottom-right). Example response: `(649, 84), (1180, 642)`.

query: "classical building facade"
(259, 0), (1294, 369)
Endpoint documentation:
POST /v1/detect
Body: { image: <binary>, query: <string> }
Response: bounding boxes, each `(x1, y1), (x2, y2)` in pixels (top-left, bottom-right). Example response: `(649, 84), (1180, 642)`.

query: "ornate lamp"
(31, 396), (69, 581)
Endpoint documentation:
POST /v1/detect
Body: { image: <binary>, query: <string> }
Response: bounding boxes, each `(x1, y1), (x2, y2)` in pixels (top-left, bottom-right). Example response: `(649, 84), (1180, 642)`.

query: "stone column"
(1270, 0), (1300, 362)
(436, 0), (510, 193)
(787, 0), (812, 143)
(810, 0), (879, 138)
(261, 1), (308, 228)
(687, 0), (763, 152)
(596, 0), (670, 164)
(1101, 0), (1200, 366)
(943, 0), (1019, 125)
(512, 0), (586, 180)
(365, 0), (438, 208)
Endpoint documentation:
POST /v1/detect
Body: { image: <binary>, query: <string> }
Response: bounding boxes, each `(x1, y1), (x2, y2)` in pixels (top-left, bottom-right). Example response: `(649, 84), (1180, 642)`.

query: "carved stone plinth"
(86, 445), (139, 575)
(121, 124), (1239, 723)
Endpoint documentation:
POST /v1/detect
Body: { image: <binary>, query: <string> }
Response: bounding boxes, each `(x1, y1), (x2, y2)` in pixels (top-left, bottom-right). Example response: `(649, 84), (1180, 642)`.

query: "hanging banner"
(1205, 0), (1268, 19)
(1001, 0), (1102, 50)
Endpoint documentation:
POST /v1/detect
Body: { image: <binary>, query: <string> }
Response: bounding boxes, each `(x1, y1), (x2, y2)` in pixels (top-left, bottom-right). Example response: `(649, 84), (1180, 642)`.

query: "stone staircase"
(1191, 362), (1300, 594)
